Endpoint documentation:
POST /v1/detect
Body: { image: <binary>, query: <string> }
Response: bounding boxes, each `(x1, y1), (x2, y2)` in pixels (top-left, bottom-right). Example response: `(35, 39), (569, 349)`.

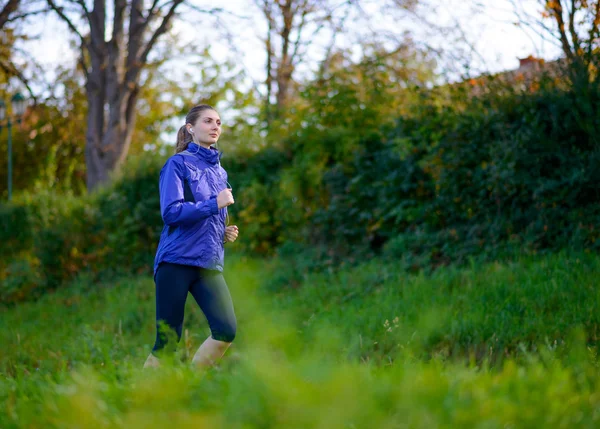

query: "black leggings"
(152, 262), (237, 355)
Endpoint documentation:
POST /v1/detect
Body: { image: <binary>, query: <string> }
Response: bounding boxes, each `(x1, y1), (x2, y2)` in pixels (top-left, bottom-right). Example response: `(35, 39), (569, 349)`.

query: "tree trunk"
(257, 0), (316, 124)
(275, 0), (293, 117)
(48, 0), (184, 191)
(85, 72), (141, 190)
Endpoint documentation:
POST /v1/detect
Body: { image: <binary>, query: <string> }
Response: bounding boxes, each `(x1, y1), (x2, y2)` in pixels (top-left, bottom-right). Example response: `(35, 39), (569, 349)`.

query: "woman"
(144, 104), (239, 369)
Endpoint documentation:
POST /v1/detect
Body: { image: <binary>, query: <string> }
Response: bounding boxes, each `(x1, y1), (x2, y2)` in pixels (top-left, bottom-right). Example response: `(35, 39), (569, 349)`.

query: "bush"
(0, 253), (45, 304)
(294, 74), (600, 268)
(0, 203), (33, 258)
(0, 153), (165, 300)
(92, 152), (165, 276)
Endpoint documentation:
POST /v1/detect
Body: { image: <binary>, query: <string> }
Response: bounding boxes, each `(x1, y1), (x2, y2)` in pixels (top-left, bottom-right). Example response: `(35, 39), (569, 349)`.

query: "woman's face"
(188, 110), (222, 148)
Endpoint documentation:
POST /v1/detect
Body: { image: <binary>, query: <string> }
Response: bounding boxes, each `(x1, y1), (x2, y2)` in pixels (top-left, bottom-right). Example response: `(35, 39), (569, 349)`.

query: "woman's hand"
(217, 188), (234, 209)
(224, 225), (239, 243)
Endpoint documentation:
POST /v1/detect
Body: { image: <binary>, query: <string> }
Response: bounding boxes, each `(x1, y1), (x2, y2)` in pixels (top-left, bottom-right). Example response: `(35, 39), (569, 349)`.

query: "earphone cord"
(216, 139), (232, 228)
(189, 131), (230, 227)
(224, 177), (232, 227)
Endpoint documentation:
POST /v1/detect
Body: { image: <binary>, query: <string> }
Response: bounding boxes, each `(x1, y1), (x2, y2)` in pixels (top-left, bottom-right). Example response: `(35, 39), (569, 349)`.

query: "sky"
(14, 0), (563, 92)
(6, 0), (565, 153)
(437, 0), (563, 74)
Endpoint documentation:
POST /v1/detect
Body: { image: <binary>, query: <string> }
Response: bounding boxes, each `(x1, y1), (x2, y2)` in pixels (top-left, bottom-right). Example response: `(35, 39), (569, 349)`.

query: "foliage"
(0, 66), (88, 199)
(0, 153), (165, 304)
(3, 50), (600, 305)
(283, 71), (600, 272)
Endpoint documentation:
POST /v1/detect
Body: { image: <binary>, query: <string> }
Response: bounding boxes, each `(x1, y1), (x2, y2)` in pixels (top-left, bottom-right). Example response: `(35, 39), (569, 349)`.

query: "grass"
(2, 250), (600, 428)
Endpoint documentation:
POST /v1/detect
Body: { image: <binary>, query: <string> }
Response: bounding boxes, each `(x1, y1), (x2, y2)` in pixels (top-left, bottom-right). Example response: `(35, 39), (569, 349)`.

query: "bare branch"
(124, 0), (183, 89)
(76, 44), (89, 80)
(140, 0), (183, 65)
(72, 0), (89, 14)
(145, 0), (161, 21)
(290, 0), (310, 67)
(46, 0), (90, 52)
(5, 7), (51, 23)
(508, 0), (565, 50)
(0, 58), (38, 104)
(587, 0), (600, 58)
(265, 0), (274, 120)
(67, 0), (93, 26)
(548, 0), (575, 60)
(316, 3), (351, 80)
(62, 0), (90, 13)
(0, 0), (20, 28)
(568, 0), (581, 54)
(185, 4), (249, 19)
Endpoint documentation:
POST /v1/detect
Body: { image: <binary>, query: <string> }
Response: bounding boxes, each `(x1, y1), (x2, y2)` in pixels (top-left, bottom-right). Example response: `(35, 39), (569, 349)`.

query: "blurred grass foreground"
(2, 251), (600, 428)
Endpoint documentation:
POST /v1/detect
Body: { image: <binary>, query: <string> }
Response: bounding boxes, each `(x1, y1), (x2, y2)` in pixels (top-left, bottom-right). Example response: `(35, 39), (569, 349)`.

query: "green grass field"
(2, 251), (600, 428)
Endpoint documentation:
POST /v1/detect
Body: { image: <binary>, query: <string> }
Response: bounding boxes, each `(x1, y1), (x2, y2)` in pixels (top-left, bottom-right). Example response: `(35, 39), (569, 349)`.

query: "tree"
(254, 0), (329, 126)
(511, 0), (600, 81)
(0, 0), (48, 100)
(45, 0), (193, 190)
(253, 0), (422, 128)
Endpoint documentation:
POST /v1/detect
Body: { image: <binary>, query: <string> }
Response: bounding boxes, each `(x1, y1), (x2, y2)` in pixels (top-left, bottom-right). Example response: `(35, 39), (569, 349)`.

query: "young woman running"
(144, 104), (239, 369)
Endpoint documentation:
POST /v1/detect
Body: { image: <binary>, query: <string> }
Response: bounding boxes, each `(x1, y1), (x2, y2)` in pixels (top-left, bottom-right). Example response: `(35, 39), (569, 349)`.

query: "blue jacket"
(153, 142), (229, 275)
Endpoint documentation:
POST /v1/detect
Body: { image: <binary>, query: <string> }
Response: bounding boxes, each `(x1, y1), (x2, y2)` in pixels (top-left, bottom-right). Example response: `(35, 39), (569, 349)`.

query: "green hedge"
(0, 154), (165, 304)
(298, 76), (600, 271)
(3, 73), (600, 301)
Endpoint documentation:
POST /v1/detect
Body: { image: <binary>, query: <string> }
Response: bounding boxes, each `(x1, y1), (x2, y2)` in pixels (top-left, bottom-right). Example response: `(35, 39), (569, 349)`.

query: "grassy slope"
(1, 251), (600, 428)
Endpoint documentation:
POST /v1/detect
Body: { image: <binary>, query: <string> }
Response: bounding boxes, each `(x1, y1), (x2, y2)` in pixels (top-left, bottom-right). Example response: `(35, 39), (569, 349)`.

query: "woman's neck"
(192, 141), (212, 150)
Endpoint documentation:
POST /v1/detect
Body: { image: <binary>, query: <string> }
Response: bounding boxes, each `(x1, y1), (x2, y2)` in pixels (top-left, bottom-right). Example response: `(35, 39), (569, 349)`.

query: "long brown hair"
(175, 104), (217, 153)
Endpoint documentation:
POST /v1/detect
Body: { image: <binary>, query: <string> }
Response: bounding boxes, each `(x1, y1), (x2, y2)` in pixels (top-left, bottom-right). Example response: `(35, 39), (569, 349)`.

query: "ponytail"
(175, 125), (192, 154)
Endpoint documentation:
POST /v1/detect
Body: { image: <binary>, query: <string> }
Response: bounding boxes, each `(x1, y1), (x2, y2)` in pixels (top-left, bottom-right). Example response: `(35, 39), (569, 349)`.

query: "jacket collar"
(187, 142), (222, 165)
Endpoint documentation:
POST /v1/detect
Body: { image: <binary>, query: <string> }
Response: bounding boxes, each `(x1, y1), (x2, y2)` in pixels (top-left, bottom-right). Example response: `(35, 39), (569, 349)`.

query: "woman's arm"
(159, 157), (218, 227)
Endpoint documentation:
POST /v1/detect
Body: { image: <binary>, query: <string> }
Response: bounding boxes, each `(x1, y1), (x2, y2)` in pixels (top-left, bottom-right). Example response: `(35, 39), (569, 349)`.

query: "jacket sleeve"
(159, 157), (219, 227)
